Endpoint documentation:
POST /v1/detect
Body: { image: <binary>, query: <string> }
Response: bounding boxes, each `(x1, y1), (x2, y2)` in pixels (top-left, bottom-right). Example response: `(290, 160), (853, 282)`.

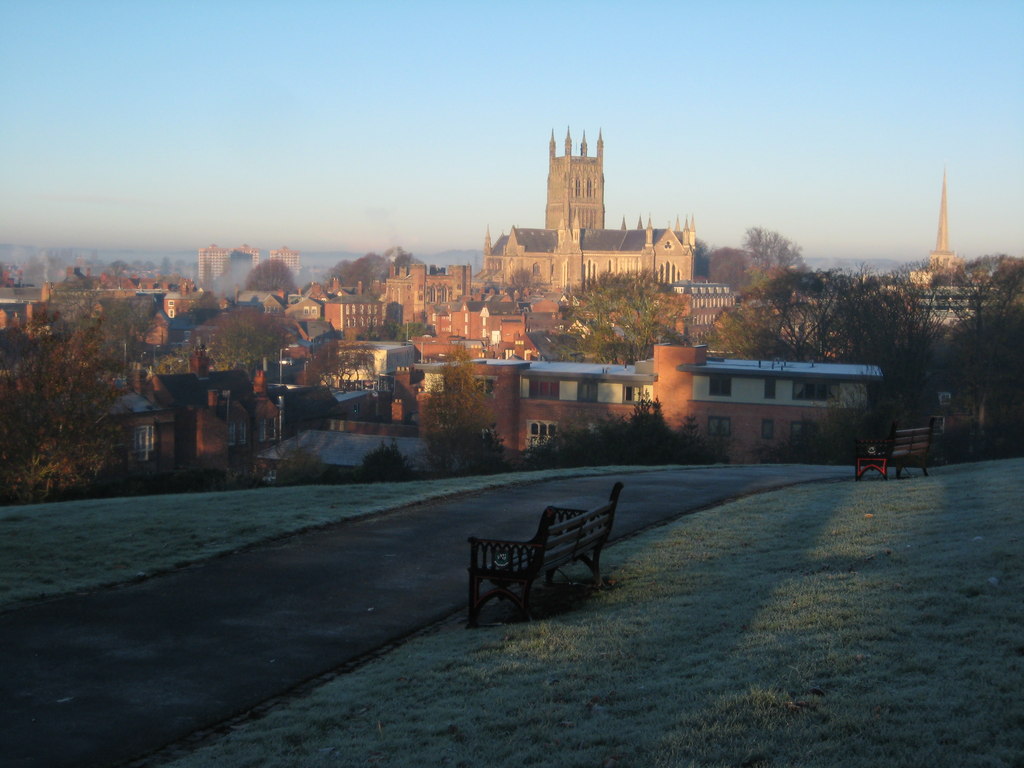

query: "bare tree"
(708, 247), (752, 290)
(305, 341), (377, 390)
(208, 309), (289, 374)
(743, 227), (805, 273)
(327, 253), (388, 292)
(945, 255), (1024, 441)
(506, 267), (536, 297)
(246, 260), (297, 293)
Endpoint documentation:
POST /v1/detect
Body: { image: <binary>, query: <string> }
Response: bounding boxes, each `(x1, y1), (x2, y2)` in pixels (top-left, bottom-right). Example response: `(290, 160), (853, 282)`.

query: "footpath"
(0, 465), (848, 768)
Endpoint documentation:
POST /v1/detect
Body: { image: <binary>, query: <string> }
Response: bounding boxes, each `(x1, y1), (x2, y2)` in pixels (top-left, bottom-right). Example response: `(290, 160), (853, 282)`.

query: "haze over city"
(2, 0), (1022, 263)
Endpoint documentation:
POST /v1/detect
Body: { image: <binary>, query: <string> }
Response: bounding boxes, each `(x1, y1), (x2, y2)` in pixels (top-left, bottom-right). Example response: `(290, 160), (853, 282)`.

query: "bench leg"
(467, 577), (532, 627)
(856, 459), (888, 481)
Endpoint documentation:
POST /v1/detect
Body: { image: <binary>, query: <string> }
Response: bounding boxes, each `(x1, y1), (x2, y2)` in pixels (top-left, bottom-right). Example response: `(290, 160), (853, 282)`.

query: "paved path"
(0, 465), (848, 768)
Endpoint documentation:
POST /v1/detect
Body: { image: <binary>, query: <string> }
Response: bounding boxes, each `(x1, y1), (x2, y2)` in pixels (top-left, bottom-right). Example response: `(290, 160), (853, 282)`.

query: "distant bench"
(855, 418), (938, 480)
(467, 482), (624, 627)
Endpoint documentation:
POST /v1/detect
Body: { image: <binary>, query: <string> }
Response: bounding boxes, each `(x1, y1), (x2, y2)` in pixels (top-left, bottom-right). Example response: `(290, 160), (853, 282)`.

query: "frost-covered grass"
(0, 465), (688, 608)
(159, 459), (1023, 768)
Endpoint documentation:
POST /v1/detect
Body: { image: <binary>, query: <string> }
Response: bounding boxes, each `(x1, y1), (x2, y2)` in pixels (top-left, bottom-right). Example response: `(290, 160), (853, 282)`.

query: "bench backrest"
(533, 481), (624, 567)
(893, 417), (938, 453)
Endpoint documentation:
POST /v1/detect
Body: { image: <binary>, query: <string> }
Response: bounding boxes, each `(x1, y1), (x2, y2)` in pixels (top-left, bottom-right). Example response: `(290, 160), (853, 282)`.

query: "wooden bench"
(467, 481), (623, 627)
(855, 418), (937, 480)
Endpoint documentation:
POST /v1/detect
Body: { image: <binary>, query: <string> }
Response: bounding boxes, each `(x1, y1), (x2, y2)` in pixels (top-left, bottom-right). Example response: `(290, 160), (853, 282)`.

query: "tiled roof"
(152, 370), (251, 408)
(269, 385), (343, 422)
(512, 228), (558, 252)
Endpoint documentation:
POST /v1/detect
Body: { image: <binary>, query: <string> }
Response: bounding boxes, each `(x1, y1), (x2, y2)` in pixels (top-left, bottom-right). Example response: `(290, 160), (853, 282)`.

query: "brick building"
(382, 264), (472, 325)
(671, 281), (737, 341)
(418, 344), (881, 463)
(324, 294), (385, 335)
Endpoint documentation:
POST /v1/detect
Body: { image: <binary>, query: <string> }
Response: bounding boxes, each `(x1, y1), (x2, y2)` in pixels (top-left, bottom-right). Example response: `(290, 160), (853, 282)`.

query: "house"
(144, 311), (194, 348)
(139, 347), (282, 471)
(109, 384), (177, 474)
(323, 294), (385, 336)
(234, 291), (287, 315)
(285, 296), (324, 321)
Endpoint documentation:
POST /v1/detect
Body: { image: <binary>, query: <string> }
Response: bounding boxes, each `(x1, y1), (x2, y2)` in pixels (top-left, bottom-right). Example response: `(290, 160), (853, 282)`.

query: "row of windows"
(572, 178), (595, 198)
(527, 420), (558, 446)
(707, 376), (833, 401)
(526, 379), (643, 404)
(707, 416), (815, 440)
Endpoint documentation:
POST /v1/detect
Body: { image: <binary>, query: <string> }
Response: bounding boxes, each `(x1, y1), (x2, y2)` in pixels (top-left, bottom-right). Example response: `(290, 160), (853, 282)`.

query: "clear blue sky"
(2, 0), (1022, 262)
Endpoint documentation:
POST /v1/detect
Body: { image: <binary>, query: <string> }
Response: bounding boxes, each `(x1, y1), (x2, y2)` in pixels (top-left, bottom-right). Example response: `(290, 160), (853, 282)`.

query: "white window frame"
(133, 424), (154, 460)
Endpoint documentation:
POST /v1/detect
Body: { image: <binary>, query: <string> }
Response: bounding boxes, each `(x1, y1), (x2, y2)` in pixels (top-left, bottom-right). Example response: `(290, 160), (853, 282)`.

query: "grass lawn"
(0, 465), (687, 609)
(149, 459), (1024, 768)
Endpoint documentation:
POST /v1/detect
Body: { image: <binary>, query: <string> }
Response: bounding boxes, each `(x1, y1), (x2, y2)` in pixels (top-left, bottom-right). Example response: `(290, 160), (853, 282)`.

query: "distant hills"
(3, 243), (913, 282)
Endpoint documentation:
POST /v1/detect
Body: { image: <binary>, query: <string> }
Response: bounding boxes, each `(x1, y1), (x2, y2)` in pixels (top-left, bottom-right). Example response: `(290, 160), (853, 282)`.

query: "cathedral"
(477, 129), (697, 292)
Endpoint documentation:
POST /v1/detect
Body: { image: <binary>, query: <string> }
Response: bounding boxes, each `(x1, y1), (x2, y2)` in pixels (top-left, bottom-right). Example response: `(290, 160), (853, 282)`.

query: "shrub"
(355, 440), (416, 483)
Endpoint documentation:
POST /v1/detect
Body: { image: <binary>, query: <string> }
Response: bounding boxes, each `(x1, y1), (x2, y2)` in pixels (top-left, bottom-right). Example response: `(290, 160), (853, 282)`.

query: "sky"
(1, 0), (1022, 263)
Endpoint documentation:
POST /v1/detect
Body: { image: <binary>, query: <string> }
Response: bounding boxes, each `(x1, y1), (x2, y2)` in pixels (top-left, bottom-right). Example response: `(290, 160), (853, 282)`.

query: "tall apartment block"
(267, 246), (301, 272)
(197, 243), (261, 287)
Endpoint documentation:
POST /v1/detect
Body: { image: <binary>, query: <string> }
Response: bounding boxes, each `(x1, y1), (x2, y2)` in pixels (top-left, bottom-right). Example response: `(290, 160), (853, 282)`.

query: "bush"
(355, 440), (416, 483)
(275, 448), (327, 486)
(521, 397), (722, 470)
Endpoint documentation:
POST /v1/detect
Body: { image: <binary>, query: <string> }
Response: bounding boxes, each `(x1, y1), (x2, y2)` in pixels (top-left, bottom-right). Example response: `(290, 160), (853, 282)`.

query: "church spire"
(936, 168), (949, 253)
(550, 129), (556, 159)
(565, 127), (572, 156)
(580, 130), (588, 157)
(928, 169), (960, 273)
(597, 129), (603, 159)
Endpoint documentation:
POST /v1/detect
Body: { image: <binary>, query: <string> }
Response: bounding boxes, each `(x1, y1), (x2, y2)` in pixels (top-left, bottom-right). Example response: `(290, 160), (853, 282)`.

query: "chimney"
(190, 345), (211, 378)
(254, 369), (267, 396)
(207, 389), (219, 408)
(130, 367), (148, 394)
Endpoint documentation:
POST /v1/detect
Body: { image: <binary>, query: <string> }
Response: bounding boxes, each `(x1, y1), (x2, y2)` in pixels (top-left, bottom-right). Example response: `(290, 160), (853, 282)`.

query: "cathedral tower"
(545, 128), (605, 230)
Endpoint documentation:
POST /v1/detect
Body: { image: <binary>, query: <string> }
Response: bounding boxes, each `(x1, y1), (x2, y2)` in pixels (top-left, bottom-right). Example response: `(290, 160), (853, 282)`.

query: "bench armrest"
(468, 536), (543, 575)
(855, 438), (893, 458)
